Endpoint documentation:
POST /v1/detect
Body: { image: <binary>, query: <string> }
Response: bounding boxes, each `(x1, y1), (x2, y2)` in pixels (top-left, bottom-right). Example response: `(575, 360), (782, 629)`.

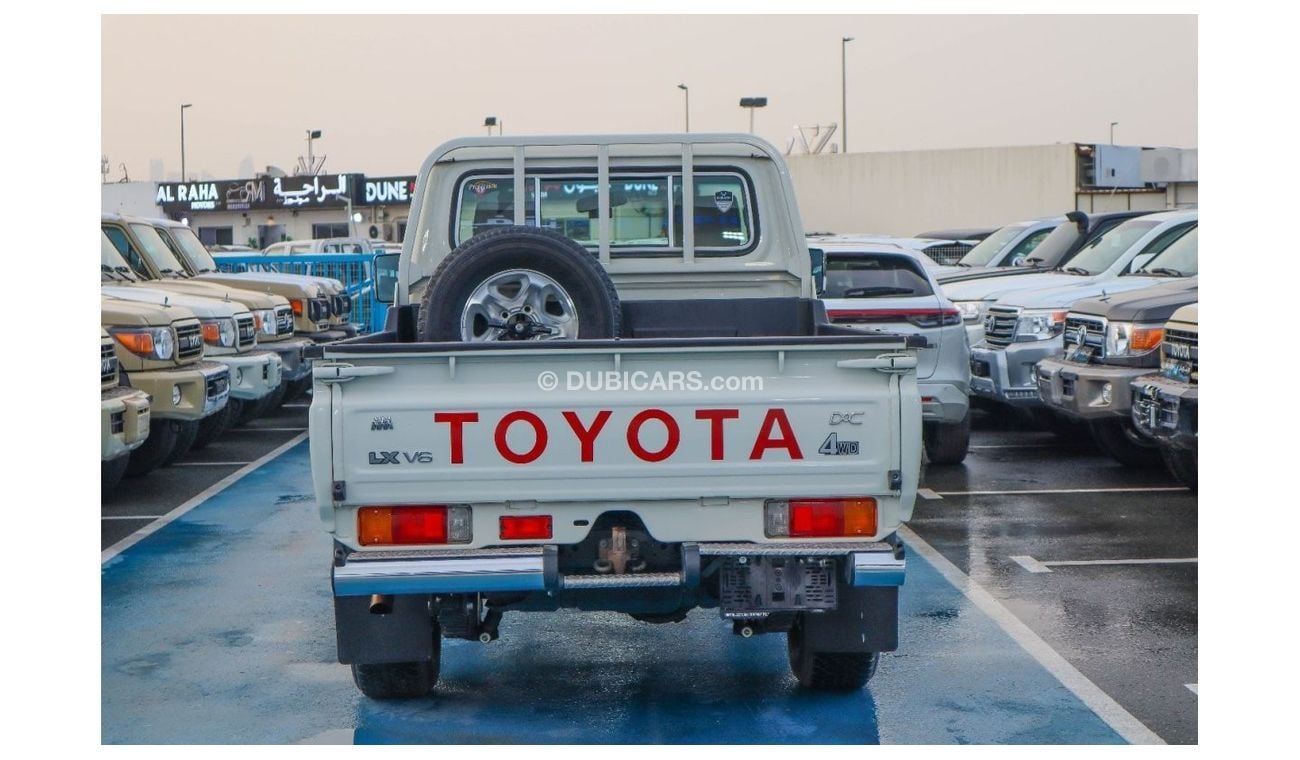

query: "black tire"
(924, 409), (971, 465)
(787, 615), (879, 691)
(265, 380), (288, 411)
(191, 402), (233, 450)
(418, 225), (621, 343)
(237, 395), (269, 425)
(102, 455), (130, 493)
(161, 419), (201, 466)
(1162, 447), (1197, 492)
(1087, 418), (1162, 468)
(126, 419), (180, 477)
(350, 628), (442, 700)
(285, 376), (312, 402)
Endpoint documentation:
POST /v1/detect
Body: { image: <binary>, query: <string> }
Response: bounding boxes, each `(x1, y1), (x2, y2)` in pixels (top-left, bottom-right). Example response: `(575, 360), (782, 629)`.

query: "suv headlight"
(111, 327), (175, 361)
(954, 300), (987, 323)
(1015, 309), (1068, 341)
(256, 309), (277, 336)
(1105, 321), (1164, 357)
(200, 318), (237, 348)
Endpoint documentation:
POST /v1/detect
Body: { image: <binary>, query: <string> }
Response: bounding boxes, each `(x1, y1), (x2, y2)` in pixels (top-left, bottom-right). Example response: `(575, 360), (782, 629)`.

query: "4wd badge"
(818, 433), (859, 456)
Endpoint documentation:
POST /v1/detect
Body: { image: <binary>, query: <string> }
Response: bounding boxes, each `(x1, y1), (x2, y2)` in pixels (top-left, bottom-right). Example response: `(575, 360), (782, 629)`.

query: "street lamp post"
(180, 103), (192, 181)
(677, 84), (690, 132)
(841, 37), (854, 153)
(1110, 121), (1119, 145)
(739, 97), (768, 134)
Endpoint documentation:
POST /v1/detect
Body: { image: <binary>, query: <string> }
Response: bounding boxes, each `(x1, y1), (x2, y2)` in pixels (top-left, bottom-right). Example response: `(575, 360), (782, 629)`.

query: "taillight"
(357, 505), (472, 546)
(827, 308), (961, 328)
(764, 498), (877, 538)
(499, 515), (553, 540)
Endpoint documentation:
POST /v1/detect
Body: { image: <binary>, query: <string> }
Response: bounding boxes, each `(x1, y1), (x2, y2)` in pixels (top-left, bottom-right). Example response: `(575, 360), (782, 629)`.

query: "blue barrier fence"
(213, 254), (389, 334)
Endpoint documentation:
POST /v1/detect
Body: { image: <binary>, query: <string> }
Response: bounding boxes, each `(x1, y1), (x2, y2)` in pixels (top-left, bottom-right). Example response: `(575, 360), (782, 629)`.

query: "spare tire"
(418, 226), (621, 343)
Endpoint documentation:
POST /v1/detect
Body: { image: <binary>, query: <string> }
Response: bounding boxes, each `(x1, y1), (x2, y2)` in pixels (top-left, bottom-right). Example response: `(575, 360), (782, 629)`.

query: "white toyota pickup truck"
(308, 134), (922, 699)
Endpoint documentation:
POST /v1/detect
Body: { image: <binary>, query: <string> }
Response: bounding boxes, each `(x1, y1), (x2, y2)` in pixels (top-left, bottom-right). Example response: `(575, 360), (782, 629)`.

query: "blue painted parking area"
(102, 441), (1128, 745)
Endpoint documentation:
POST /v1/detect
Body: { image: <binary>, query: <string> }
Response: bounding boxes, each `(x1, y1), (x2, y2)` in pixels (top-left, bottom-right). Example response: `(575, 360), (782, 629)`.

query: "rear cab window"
(822, 252), (935, 298)
(453, 171), (754, 256)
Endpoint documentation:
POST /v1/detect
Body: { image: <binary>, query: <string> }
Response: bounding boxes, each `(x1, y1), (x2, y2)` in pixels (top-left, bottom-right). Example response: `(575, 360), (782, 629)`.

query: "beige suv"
(101, 328), (151, 492)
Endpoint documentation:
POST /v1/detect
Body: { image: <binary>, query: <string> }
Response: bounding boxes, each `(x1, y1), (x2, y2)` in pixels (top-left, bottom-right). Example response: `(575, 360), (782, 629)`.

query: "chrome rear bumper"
(333, 541), (906, 597)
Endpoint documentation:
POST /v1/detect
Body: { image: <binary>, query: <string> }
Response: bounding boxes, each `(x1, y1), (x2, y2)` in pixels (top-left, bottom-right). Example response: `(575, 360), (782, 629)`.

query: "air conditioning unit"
(1141, 149), (1197, 183)
(1092, 145), (1143, 188)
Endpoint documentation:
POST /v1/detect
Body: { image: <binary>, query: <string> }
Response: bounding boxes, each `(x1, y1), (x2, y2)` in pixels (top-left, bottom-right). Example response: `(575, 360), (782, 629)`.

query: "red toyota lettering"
(433, 411), (478, 464)
(562, 410), (612, 463)
(749, 408), (803, 460)
(495, 411), (548, 464)
(627, 409), (681, 462)
(695, 408), (740, 460)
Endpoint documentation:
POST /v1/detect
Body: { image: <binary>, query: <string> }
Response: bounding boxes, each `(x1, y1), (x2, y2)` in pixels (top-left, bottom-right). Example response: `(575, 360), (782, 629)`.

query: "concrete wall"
(787, 144), (1080, 236)
(101, 182), (163, 218)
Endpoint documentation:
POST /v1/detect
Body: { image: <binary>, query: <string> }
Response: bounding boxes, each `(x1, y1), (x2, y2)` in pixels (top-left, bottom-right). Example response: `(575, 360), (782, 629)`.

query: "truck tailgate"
(312, 338), (919, 514)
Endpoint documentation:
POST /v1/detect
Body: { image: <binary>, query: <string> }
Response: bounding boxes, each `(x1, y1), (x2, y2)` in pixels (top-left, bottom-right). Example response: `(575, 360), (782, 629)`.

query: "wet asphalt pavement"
(101, 402), (1196, 744)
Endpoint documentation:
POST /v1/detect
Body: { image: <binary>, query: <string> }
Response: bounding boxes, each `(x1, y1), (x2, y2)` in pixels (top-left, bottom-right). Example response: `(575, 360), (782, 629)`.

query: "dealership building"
(101, 142), (1196, 245)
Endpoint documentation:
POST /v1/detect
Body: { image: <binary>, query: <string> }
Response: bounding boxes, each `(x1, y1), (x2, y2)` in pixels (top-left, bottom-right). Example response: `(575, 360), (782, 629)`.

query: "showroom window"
(312, 223), (350, 239)
(198, 227), (233, 246)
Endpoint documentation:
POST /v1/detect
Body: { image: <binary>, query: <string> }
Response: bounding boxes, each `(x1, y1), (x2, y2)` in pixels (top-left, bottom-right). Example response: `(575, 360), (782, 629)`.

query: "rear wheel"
(351, 626), (442, 700)
(126, 419), (180, 477)
(1162, 447), (1197, 492)
(924, 409), (971, 465)
(787, 614), (879, 691)
(1088, 418), (1162, 467)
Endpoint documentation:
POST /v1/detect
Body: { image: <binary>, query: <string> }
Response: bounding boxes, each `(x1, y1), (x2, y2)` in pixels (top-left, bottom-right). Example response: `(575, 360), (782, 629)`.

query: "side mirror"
(373, 253), (400, 304)
(1129, 252), (1157, 273)
(809, 248), (826, 295)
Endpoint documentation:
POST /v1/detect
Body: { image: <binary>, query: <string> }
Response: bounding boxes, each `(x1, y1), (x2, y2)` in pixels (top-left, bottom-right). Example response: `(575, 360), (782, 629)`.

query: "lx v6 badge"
(368, 451), (434, 465)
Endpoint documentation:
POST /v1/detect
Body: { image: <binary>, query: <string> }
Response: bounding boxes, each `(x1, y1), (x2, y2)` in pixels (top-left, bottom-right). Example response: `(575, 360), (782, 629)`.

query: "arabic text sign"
(155, 174), (365, 213)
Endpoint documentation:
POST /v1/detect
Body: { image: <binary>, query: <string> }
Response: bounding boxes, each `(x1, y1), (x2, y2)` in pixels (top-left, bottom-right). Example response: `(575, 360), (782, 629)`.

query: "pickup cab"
(1035, 242), (1198, 466)
(101, 296), (229, 476)
(101, 328), (151, 491)
(967, 218), (1197, 413)
(310, 134), (921, 699)
(1131, 304), (1198, 490)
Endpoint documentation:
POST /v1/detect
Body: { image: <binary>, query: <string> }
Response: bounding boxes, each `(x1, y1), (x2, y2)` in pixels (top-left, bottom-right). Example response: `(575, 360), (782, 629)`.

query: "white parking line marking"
(1186, 684), (1198, 695)
(936, 486), (1188, 496)
(899, 525), (1166, 745)
(282, 403), (310, 408)
(173, 461), (252, 467)
(917, 488), (942, 500)
(1010, 555), (1053, 573)
(1010, 555), (1198, 573)
(101, 432), (309, 564)
(1047, 558), (1198, 568)
(969, 444), (1057, 449)
(102, 515), (165, 521)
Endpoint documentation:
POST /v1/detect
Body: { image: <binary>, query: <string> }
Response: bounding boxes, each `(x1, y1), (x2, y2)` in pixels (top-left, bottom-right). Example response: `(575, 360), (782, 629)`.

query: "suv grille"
(175, 320), (204, 361)
(983, 307), (1019, 347)
(923, 243), (973, 266)
(101, 341), (118, 386)
(207, 369), (230, 400)
(1063, 314), (1106, 361)
(333, 293), (352, 317)
(275, 306), (294, 335)
(236, 315), (256, 349)
(1161, 327), (1198, 383)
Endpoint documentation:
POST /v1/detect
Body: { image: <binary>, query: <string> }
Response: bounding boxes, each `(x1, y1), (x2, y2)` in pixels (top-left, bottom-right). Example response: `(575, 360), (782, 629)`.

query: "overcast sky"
(101, 14), (1196, 181)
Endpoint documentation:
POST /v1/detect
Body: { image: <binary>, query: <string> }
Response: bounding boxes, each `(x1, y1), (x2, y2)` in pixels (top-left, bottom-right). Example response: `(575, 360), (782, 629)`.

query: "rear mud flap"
(800, 587), (898, 652)
(334, 593), (434, 665)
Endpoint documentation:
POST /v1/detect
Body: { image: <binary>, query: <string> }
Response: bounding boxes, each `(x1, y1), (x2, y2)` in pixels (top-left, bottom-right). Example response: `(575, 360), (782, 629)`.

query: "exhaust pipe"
(368, 594), (393, 615)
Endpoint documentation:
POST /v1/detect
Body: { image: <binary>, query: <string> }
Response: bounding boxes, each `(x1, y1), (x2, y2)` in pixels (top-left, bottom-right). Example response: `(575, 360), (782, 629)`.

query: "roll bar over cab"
(311, 134), (923, 698)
